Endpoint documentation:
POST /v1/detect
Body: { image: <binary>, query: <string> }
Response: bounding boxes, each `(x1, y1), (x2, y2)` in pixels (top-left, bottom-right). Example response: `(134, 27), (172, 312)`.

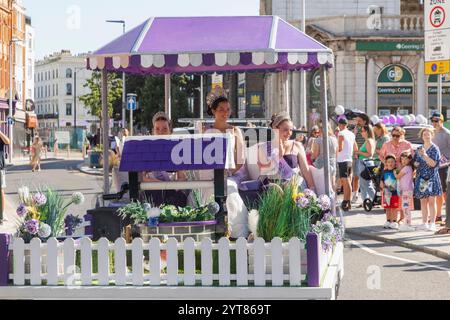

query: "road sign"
(6, 117), (14, 126)
(127, 94), (137, 111)
(425, 0), (450, 75)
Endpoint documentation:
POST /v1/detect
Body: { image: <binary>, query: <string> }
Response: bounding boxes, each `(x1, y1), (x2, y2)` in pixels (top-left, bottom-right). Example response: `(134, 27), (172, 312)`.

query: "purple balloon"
(383, 116), (390, 124)
(389, 115), (397, 125)
(397, 115), (404, 126)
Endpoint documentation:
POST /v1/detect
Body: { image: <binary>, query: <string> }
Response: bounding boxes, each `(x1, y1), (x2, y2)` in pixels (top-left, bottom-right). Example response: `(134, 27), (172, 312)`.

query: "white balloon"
(335, 105), (345, 116)
(370, 115), (380, 124)
(416, 115), (426, 125)
(403, 115), (411, 125)
(409, 114), (416, 123)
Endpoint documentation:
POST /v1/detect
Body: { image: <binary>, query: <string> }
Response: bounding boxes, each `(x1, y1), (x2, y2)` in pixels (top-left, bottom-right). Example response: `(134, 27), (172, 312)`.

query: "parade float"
(0, 16), (344, 300)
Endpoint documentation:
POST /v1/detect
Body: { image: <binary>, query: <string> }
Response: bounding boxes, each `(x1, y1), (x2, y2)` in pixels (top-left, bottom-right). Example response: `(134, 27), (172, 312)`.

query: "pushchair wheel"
(363, 199), (373, 212)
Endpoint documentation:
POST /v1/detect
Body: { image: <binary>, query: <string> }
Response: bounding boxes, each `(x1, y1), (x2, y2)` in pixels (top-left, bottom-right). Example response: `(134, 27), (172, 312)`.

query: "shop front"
(427, 74), (450, 119)
(377, 64), (414, 116)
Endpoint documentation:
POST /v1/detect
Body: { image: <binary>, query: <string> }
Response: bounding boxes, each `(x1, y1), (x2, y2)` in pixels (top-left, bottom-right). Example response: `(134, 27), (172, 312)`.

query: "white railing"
(296, 15), (424, 35)
(8, 237), (310, 287)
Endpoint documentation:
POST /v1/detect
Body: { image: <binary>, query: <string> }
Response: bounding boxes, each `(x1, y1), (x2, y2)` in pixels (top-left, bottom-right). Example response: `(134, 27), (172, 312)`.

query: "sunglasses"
(431, 119), (440, 123)
(392, 134), (401, 138)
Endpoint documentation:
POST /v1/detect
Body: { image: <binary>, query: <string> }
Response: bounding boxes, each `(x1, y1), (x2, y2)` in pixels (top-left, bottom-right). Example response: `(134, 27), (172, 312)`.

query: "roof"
(88, 16), (333, 75)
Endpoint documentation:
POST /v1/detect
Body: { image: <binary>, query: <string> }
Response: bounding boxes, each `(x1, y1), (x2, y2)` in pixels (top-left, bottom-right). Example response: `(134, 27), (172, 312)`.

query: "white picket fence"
(9, 237), (307, 287)
(1, 235), (344, 300)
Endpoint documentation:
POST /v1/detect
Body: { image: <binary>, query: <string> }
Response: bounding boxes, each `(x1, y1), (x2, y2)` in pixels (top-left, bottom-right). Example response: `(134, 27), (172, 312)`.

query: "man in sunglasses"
(431, 112), (450, 226)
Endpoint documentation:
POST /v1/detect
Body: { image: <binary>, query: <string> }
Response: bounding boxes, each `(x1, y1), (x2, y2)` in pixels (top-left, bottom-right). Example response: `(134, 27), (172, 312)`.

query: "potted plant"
(248, 177), (339, 273)
(118, 200), (220, 242)
(14, 186), (86, 272)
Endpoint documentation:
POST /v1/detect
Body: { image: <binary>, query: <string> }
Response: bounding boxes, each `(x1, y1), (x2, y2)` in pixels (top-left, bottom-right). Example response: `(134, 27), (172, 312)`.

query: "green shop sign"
(428, 75), (450, 83)
(428, 87), (450, 94)
(356, 41), (424, 51)
(378, 87), (413, 94)
(378, 65), (413, 83)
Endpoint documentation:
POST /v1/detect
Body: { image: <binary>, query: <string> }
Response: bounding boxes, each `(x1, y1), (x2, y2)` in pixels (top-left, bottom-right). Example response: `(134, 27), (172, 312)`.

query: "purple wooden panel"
(306, 232), (320, 287)
(0, 234), (12, 286)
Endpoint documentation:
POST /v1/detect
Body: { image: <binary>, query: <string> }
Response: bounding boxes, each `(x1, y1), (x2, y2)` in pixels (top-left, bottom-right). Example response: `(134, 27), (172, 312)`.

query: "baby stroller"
(360, 158), (383, 212)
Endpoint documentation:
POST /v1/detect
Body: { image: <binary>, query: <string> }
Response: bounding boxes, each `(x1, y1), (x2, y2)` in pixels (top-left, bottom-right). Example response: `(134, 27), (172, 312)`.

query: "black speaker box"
(88, 207), (132, 241)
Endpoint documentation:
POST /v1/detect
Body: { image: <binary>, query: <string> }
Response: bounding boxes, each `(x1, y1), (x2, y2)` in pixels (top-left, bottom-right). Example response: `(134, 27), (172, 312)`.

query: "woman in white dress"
(201, 96), (249, 239)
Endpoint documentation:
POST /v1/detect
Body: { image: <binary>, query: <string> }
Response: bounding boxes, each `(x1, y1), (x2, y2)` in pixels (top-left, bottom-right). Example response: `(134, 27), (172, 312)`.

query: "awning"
(87, 16), (333, 75)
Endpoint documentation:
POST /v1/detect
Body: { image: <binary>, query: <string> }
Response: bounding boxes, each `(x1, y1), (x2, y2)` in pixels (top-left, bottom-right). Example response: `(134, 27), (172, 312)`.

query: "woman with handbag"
(354, 125), (376, 204)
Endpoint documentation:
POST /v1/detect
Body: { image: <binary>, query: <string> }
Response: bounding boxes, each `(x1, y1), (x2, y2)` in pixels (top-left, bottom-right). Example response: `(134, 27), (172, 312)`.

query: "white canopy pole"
(165, 74), (172, 119)
(101, 70), (110, 195)
(320, 66), (331, 197)
(283, 70), (290, 116)
(200, 75), (204, 119)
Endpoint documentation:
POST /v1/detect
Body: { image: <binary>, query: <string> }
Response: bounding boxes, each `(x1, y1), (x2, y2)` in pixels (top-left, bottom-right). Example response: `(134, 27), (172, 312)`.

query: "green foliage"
(159, 205), (215, 223)
(40, 188), (67, 238)
(117, 201), (147, 224)
(79, 72), (123, 120)
(257, 178), (320, 242)
(256, 184), (283, 241)
(125, 74), (196, 129)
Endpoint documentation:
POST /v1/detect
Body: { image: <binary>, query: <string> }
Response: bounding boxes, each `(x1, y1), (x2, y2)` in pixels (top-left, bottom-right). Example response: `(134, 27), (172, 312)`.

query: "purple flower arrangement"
(311, 212), (344, 252)
(16, 187), (85, 242)
(64, 214), (84, 236)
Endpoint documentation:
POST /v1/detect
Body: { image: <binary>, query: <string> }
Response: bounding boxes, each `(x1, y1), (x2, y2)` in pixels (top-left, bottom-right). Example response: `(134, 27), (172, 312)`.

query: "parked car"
(387, 124), (432, 150)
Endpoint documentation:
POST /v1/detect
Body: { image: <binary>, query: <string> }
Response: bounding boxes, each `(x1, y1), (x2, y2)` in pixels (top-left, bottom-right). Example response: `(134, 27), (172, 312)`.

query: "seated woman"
(141, 112), (188, 207)
(257, 112), (316, 192)
(200, 95), (248, 239)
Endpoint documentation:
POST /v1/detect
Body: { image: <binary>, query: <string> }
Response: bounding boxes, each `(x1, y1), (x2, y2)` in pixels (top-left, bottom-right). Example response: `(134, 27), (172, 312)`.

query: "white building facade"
(35, 50), (97, 129)
(25, 16), (34, 103)
(261, 0), (426, 127)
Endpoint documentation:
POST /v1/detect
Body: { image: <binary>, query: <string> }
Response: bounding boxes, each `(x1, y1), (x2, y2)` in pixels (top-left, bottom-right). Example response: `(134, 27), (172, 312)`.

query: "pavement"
(339, 234), (450, 300)
(343, 201), (450, 260)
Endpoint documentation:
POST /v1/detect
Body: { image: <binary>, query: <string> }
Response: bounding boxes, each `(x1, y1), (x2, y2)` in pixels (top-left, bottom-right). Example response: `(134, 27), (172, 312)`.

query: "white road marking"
(348, 239), (450, 275)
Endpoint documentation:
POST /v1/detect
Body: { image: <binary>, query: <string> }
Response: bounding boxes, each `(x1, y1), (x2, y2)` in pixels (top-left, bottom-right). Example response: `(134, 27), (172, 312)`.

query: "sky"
(24, 0), (260, 60)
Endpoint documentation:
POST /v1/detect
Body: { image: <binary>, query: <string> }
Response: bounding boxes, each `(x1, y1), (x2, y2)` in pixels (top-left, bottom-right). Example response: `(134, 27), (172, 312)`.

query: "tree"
(79, 72), (123, 122)
(127, 74), (196, 131)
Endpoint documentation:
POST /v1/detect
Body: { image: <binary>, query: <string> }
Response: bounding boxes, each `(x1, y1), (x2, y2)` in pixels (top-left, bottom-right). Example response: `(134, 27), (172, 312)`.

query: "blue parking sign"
(127, 95), (137, 111)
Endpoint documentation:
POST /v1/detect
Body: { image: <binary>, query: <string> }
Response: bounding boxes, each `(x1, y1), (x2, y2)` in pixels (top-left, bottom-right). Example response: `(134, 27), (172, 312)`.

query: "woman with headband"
(257, 112), (316, 191)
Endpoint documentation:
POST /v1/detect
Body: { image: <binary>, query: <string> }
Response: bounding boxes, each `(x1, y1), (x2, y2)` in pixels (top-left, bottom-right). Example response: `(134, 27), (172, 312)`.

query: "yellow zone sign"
(425, 60), (450, 75)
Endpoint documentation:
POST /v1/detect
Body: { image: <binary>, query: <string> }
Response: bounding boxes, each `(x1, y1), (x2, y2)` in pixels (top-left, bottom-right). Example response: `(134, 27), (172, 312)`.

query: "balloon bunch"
(370, 114), (426, 126)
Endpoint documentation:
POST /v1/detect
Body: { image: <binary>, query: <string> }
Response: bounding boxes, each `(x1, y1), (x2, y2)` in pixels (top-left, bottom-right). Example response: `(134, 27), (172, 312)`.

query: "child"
(380, 155), (400, 229)
(395, 152), (415, 232)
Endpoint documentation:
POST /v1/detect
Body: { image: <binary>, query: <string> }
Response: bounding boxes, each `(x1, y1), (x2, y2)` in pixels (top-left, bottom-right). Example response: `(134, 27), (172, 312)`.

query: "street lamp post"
(8, 38), (20, 164)
(106, 20), (126, 129)
(73, 67), (85, 149)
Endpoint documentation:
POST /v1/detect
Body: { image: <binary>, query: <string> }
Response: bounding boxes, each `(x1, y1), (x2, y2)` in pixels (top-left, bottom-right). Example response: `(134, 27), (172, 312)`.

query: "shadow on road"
(8, 160), (84, 172)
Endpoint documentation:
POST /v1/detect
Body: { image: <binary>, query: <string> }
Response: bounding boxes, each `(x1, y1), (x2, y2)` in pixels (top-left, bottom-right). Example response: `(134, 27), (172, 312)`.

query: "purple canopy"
(87, 16), (333, 75)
